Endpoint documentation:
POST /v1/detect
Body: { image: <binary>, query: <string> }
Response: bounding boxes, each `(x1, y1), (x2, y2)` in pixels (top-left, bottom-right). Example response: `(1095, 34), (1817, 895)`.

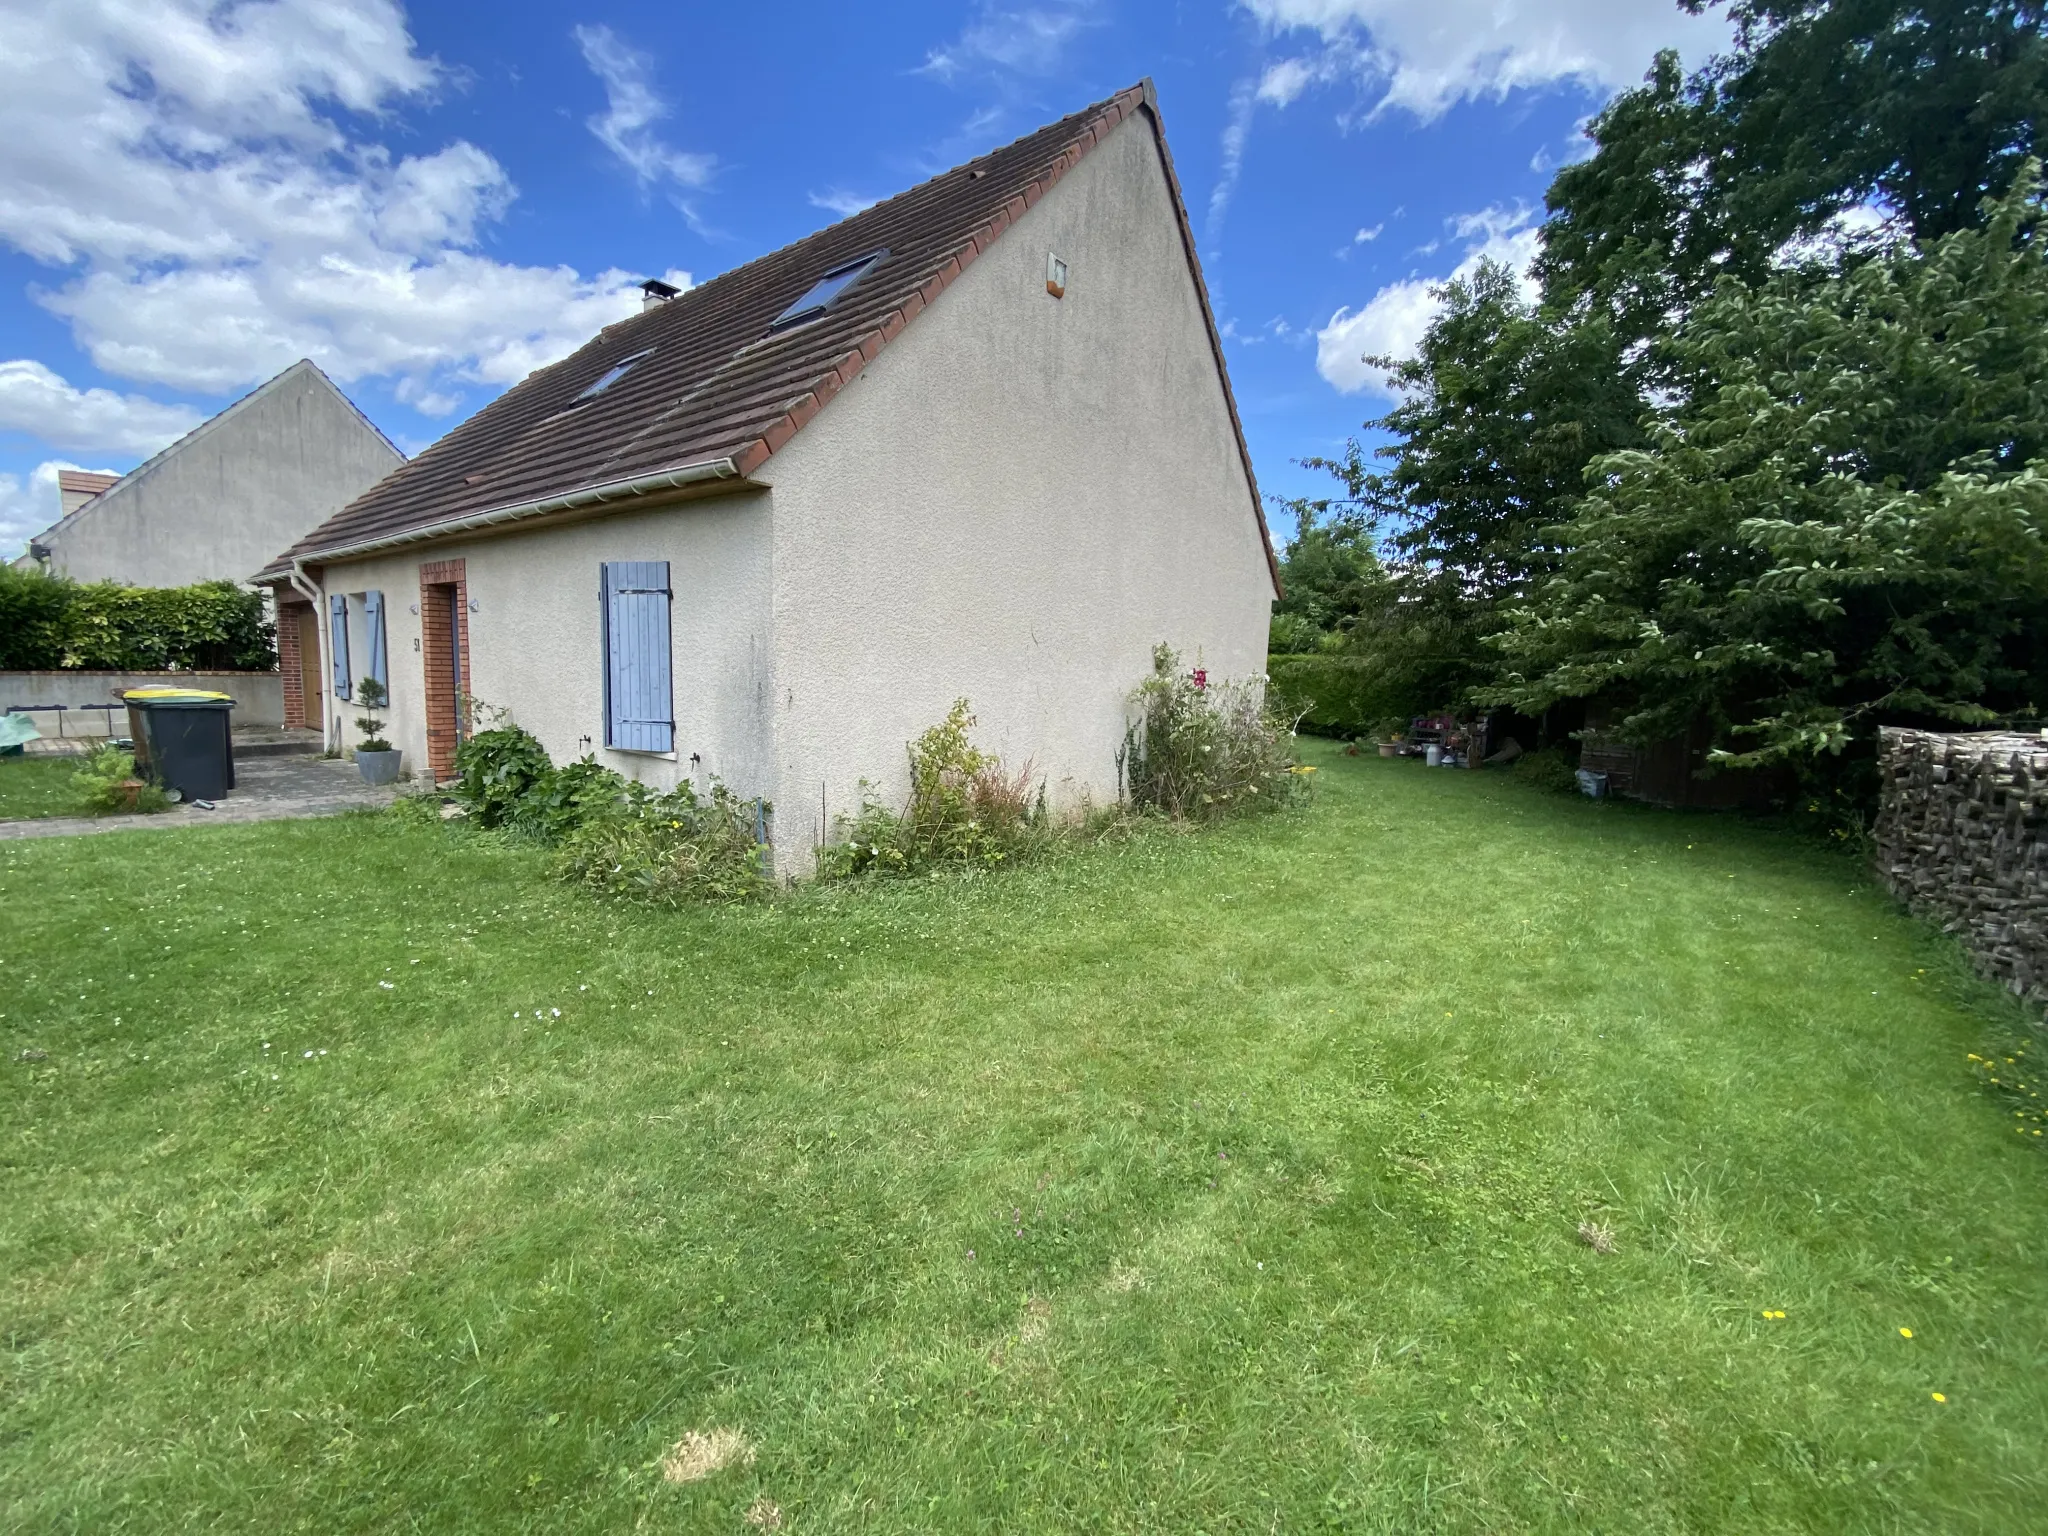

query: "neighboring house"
(55, 470), (120, 519)
(17, 360), (403, 591)
(257, 81), (1279, 873)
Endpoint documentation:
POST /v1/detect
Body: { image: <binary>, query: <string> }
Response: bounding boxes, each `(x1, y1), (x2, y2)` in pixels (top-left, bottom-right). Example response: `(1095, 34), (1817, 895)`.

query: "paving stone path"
(0, 755), (405, 840)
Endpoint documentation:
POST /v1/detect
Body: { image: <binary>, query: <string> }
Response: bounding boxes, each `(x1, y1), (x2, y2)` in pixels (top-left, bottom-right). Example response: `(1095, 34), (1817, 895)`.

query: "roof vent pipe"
(640, 278), (681, 311)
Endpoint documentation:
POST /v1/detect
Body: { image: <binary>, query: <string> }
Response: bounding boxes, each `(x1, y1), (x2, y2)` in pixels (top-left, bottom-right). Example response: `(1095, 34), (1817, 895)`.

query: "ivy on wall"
(0, 568), (275, 671)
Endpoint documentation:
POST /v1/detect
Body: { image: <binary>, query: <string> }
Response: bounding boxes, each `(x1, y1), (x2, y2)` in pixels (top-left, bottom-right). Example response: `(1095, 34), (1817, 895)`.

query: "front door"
(298, 606), (323, 731)
(421, 581), (466, 782)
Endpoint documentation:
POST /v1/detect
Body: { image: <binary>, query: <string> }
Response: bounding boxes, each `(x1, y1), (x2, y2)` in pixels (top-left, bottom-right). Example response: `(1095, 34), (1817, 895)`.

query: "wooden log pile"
(1875, 726), (2048, 1013)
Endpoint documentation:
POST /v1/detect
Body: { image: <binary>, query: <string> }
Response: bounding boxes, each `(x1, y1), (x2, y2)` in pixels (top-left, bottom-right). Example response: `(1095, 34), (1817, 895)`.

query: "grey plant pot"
(356, 749), (404, 786)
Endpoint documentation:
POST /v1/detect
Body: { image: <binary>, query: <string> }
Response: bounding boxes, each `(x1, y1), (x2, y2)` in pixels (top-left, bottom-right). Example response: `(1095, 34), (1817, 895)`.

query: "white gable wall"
(759, 110), (1275, 870)
(34, 362), (403, 588)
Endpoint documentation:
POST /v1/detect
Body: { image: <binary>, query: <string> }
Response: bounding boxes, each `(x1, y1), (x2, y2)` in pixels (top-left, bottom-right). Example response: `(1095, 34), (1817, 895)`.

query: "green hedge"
(1265, 654), (1407, 739)
(0, 567), (275, 671)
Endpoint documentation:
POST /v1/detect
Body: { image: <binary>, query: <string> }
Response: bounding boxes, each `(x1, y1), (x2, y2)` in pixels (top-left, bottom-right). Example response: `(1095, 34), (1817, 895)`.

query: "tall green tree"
(1490, 171), (2048, 768)
(1543, 2), (2048, 336)
(1268, 506), (1388, 654)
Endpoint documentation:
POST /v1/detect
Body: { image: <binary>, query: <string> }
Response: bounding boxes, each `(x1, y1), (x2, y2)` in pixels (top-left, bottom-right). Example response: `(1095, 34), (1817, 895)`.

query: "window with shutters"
(601, 561), (674, 753)
(329, 593), (352, 702)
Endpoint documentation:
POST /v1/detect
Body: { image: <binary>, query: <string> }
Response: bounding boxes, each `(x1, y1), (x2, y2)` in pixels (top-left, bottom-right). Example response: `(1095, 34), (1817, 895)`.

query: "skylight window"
(771, 250), (887, 330)
(575, 348), (654, 402)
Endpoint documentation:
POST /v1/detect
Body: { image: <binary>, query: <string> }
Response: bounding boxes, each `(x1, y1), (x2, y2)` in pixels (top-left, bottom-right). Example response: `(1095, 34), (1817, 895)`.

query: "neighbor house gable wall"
(759, 109), (1274, 869)
(37, 364), (403, 589)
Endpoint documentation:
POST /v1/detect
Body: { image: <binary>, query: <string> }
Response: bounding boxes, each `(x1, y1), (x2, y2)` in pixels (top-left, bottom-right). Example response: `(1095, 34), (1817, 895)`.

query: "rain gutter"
(296, 457), (743, 566)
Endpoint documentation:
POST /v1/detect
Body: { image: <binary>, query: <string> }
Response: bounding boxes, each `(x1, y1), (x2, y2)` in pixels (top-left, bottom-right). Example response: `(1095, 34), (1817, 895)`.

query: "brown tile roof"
(260, 80), (1277, 592)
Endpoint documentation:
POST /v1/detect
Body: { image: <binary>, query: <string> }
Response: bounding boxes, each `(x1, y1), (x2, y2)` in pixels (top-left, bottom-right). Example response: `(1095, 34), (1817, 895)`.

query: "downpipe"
(287, 557), (336, 753)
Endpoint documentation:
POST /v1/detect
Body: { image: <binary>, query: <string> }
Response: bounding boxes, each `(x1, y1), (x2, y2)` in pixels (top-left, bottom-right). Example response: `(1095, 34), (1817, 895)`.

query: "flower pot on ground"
(352, 679), (404, 786)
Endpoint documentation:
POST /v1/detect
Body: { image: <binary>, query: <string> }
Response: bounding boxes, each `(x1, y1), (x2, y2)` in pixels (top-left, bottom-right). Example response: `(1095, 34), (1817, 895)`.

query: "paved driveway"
(0, 755), (406, 840)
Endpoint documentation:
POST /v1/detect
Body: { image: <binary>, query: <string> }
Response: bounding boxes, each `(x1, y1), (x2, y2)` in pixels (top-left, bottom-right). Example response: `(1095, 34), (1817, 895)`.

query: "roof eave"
(255, 455), (743, 580)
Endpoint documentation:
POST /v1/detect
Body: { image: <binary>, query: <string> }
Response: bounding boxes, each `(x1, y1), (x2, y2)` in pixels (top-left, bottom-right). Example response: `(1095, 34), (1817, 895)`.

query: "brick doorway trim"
(277, 598), (322, 732)
(420, 558), (470, 782)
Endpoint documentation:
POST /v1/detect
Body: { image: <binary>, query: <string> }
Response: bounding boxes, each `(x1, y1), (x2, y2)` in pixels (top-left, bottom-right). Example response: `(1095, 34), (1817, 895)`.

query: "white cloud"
(1207, 79), (1260, 244)
(917, 5), (1094, 80)
(1, 460), (119, 557)
(0, 361), (203, 455)
(1243, 0), (1730, 121)
(1354, 223), (1383, 243)
(809, 189), (881, 218)
(573, 25), (715, 205)
(1257, 57), (1325, 108)
(1316, 203), (1540, 395)
(0, 2), (689, 411)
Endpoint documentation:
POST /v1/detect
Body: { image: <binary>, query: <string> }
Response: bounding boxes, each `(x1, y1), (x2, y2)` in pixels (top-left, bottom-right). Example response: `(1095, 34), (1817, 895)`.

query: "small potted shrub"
(1374, 715), (1408, 758)
(352, 678), (404, 785)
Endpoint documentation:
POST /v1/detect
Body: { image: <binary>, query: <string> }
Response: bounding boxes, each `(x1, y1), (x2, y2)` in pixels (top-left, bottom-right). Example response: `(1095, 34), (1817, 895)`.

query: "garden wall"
(1874, 727), (2048, 1014)
(0, 671), (285, 731)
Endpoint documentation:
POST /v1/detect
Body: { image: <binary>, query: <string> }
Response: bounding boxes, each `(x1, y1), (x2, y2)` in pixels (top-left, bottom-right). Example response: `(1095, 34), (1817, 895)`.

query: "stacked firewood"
(1875, 727), (2048, 1014)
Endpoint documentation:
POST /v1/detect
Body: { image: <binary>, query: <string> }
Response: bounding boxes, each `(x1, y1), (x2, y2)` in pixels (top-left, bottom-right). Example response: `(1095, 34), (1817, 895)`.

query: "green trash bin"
(123, 688), (237, 801)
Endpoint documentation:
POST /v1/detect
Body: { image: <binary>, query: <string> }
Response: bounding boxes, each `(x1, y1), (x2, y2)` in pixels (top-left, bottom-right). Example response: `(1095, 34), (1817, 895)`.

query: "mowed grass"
(3, 743), (2045, 1533)
(0, 754), (84, 821)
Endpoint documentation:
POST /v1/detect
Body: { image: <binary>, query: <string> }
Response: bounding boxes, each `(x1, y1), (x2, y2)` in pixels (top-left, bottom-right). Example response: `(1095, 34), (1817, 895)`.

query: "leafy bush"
(1509, 745), (1580, 795)
(823, 700), (1046, 878)
(556, 779), (772, 904)
(434, 716), (768, 903)
(450, 724), (553, 829)
(1123, 646), (1310, 820)
(0, 567), (274, 671)
(509, 756), (628, 844)
(71, 745), (167, 814)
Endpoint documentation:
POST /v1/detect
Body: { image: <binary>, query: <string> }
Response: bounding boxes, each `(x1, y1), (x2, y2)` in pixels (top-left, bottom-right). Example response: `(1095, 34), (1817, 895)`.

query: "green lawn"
(3, 744), (2044, 1533)
(0, 753), (83, 820)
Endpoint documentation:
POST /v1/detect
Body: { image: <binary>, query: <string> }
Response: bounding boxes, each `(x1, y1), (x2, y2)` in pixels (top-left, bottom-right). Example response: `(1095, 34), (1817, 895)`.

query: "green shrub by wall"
(0, 568), (275, 671)
(1266, 655), (1407, 739)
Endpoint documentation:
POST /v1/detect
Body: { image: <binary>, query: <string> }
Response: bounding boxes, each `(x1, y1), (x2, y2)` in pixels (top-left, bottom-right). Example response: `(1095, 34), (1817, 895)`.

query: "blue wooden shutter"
(364, 590), (388, 690)
(601, 561), (673, 752)
(329, 594), (352, 702)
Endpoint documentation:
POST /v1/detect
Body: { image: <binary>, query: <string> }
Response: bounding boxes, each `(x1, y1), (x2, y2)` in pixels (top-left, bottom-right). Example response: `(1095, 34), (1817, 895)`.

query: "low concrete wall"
(1875, 726), (2048, 1014)
(0, 670), (284, 731)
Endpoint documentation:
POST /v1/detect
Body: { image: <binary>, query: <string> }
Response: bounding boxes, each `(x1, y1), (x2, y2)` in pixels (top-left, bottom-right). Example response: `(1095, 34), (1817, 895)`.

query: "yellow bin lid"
(122, 687), (235, 702)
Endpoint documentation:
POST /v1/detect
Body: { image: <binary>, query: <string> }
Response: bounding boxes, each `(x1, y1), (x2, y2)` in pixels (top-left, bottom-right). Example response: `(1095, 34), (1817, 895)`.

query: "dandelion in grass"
(1900, 1327), (1914, 1338)
(1932, 1392), (1947, 1403)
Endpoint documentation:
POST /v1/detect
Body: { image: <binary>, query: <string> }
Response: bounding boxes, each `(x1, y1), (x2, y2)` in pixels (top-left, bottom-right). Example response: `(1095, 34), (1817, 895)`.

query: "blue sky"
(0, 0), (1733, 560)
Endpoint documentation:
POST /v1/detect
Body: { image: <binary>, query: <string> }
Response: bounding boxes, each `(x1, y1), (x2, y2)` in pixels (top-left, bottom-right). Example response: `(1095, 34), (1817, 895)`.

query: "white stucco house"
(257, 81), (1279, 873)
(17, 360), (403, 588)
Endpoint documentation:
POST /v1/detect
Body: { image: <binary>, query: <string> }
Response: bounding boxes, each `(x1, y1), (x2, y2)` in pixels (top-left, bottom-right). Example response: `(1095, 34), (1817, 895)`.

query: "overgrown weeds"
(1970, 1030), (2047, 1148)
(1121, 645), (1310, 820)
(1509, 745), (1580, 795)
(441, 717), (769, 903)
(823, 700), (1048, 878)
(71, 745), (167, 815)
(555, 778), (772, 905)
